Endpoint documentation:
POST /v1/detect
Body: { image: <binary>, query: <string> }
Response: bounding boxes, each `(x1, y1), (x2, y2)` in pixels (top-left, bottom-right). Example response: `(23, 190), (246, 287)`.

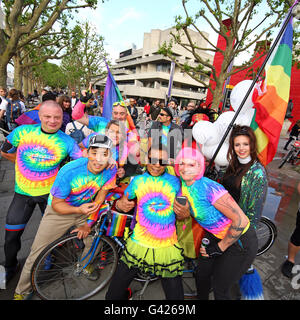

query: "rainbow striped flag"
(102, 63), (139, 137)
(106, 211), (128, 237)
(250, 15), (294, 166)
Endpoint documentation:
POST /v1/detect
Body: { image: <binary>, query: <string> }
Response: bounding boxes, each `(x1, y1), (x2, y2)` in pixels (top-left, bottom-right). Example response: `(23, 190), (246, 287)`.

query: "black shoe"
(5, 263), (20, 283)
(281, 260), (294, 279)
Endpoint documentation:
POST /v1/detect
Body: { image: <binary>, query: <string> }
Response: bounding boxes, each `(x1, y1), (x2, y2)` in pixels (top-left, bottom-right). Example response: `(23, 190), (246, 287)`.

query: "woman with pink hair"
(173, 147), (258, 300)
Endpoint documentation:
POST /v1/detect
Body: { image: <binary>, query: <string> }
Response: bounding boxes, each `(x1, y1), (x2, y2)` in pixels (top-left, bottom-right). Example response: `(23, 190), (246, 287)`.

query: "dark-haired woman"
(58, 95), (72, 132)
(222, 125), (268, 229)
(222, 125), (268, 299)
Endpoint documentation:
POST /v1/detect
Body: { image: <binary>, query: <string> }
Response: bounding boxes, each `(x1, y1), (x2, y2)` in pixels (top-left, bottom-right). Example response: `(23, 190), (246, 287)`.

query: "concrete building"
(97, 27), (214, 106)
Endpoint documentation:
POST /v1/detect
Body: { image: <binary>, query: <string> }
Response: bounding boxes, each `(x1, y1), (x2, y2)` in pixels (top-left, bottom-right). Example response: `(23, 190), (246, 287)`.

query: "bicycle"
(30, 202), (277, 300)
(278, 139), (300, 168)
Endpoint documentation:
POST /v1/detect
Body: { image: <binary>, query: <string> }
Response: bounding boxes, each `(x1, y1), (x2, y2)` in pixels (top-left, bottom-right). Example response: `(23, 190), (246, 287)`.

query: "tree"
(60, 21), (108, 91)
(0, 0), (103, 88)
(159, 0), (298, 111)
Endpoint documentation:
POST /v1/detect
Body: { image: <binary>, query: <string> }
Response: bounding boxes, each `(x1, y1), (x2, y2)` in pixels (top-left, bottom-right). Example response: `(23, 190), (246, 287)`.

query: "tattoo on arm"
(215, 194), (246, 247)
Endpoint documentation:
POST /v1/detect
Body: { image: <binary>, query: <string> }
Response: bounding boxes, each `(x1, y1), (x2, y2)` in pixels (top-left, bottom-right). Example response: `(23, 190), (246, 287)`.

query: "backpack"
(7, 100), (22, 123)
(69, 121), (85, 143)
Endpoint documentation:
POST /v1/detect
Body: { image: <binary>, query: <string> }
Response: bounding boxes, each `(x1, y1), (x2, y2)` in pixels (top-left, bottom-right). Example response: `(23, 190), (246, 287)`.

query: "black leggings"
(195, 225), (258, 300)
(105, 260), (184, 300)
(4, 192), (48, 269)
(290, 209), (300, 246)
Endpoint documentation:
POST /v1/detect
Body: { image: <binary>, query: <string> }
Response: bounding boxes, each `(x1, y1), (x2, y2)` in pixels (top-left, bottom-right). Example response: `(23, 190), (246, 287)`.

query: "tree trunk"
(13, 54), (23, 90)
(0, 60), (8, 88)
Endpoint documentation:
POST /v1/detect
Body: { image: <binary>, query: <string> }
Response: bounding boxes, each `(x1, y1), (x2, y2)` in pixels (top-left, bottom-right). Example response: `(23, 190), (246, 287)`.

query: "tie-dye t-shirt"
(180, 177), (231, 239)
(161, 124), (171, 146)
(6, 124), (82, 197)
(48, 157), (117, 207)
(124, 171), (181, 249)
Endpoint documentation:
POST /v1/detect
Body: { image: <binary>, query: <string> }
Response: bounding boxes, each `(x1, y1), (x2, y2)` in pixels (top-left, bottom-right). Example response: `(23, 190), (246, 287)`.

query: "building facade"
(97, 27), (214, 107)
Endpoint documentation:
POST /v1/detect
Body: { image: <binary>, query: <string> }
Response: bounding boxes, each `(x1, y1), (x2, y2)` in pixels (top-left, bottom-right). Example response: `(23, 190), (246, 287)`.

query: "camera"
(175, 196), (187, 206)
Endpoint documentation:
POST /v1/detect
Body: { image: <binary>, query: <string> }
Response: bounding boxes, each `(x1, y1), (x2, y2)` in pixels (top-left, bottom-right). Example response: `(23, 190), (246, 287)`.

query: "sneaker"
(82, 264), (99, 281)
(13, 292), (33, 300)
(281, 260), (294, 279)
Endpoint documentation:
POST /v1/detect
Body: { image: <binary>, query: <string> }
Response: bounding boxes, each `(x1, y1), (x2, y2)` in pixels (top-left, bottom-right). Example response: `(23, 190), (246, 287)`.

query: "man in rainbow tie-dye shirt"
(0, 100), (82, 284)
(14, 134), (117, 300)
(106, 143), (185, 300)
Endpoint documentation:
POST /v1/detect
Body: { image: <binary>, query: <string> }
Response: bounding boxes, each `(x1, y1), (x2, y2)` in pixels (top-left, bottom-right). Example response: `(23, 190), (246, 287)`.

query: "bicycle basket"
(106, 210), (129, 238)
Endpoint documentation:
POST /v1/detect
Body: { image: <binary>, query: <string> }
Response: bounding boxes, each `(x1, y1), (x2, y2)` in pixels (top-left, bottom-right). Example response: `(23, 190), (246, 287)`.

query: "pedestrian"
(148, 106), (183, 162)
(6, 88), (24, 131)
(127, 98), (138, 125)
(0, 86), (9, 136)
(173, 147), (258, 300)
(0, 100), (82, 284)
(70, 90), (79, 109)
(221, 125), (268, 299)
(281, 181), (300, 278)
(284, 120), (300, 150)
(168, 97), (180, 124)
(13, 134), (117, 299)
(105, 143), (185, 300)
(148, 99), (161, 121)
(57, 95), (72, 132)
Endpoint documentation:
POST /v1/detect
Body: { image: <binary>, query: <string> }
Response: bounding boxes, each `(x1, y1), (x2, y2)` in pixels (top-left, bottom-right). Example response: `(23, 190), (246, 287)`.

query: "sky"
(75, 0), (286, 66)
(77, 0), (219, 63)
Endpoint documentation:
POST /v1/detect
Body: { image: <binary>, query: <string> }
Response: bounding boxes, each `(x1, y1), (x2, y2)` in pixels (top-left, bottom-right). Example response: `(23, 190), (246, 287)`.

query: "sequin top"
(124, 171), (181, 248)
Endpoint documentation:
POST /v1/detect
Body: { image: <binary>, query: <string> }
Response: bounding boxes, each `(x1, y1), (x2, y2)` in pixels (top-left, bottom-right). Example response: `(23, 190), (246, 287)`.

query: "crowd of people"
(0, 84), (298, 301)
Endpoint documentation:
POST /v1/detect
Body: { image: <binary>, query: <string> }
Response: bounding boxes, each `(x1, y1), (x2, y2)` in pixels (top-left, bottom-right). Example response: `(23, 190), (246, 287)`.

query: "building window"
(156, 63), (171, 73)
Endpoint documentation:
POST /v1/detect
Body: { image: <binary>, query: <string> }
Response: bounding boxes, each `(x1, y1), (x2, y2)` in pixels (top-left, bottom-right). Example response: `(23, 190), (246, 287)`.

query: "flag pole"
(166, 61), (175, 105)
(205, 1), (298, 174)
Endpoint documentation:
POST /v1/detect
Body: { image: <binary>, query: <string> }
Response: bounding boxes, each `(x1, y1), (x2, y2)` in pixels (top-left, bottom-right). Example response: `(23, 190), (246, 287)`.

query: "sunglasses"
(159, 113), (168, 117)
(148, 156), (168, 166)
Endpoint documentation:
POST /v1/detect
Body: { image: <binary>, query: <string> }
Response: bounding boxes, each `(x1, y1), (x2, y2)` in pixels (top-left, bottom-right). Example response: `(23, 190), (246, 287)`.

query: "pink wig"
(174, 147), (205, 180)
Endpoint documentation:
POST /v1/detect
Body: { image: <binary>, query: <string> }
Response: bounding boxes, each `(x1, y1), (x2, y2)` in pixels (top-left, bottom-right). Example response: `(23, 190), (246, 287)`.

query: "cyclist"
(0, 100), (82, 284)
(105, 143), (185, 300)
(13, 134), (117, 300)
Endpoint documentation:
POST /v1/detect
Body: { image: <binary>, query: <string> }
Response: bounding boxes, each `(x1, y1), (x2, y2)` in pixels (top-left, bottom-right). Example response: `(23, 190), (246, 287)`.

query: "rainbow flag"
(250, 15), (294, 166)
(102, 63), (138, 137)
(106, 211), (128, 238)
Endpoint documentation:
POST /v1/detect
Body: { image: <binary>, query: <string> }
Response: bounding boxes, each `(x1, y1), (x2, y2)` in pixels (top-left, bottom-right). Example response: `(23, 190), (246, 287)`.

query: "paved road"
(0, 133), (299, 301)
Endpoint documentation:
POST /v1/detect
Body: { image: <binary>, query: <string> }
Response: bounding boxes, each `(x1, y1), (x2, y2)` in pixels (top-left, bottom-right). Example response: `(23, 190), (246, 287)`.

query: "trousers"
(15, 205), (87, 295)
(5, 192), (48, 269)
(105, 260), (184, 300)
(195, 225), (258, 300)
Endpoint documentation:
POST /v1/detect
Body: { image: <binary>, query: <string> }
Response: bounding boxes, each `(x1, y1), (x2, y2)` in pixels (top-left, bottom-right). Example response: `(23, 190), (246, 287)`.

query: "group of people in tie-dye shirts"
(1, 97), (258, 301)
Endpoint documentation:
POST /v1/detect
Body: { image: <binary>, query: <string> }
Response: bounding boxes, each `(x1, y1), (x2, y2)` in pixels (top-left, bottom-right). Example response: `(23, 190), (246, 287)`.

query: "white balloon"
(214, 143), (229, 167)
(192, 121), (214, 145)
(202, 144), (217, 159)
(202, 142), (229, 167)
(230, 80), (255, 114)
(235, 108), (255, 126)
(214, 111), (235, 140)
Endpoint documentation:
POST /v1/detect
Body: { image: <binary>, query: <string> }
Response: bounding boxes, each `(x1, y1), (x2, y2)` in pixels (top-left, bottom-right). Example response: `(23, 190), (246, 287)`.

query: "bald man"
(0, 100), (82, 284)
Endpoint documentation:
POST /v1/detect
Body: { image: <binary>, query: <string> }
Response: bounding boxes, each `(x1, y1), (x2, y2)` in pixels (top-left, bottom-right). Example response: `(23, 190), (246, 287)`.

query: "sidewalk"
(0, 133), (299, 300)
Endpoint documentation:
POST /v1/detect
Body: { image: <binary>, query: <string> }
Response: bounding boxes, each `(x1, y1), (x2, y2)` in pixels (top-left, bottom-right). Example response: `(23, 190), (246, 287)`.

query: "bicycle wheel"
(31, 234), (118, 300)
(278, 150), (294, 168)
(256, 216), (277, 256)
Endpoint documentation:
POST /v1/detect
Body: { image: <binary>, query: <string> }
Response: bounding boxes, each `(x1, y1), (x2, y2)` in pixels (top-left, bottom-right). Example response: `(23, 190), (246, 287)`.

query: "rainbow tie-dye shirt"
(6, 124), (82, 197)
(48, 157), (117, 207)
(180, 177), (232, 239)
(124, 171), (181, 249)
